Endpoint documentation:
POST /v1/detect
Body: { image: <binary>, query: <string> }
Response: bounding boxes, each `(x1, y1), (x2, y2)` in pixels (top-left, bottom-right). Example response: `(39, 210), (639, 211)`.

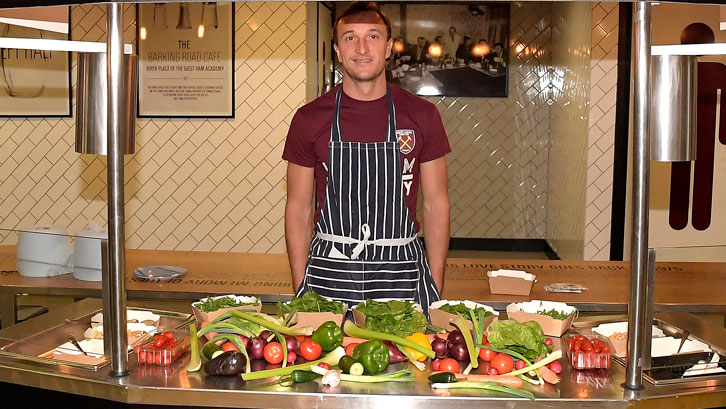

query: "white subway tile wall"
(0, 2), (306, 253)
(585, 2), (619, 260)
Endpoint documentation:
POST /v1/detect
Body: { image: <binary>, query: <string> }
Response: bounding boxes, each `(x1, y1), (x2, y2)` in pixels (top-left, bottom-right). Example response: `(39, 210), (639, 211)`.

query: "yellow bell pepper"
(403, 332), (432, 361)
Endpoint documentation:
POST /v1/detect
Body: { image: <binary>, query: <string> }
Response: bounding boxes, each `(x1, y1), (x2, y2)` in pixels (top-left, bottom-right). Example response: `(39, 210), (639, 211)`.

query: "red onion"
(248, 336), (267, 360)
(285, 335), (300, 354)
(381, 340), (408, 363)
(431, 336), (449, 359)
(448, 341), (468, 361)
(448, 330), (465, 345)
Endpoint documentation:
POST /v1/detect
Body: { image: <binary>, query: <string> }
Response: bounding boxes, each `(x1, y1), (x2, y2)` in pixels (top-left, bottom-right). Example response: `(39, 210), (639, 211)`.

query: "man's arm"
(285, 163), (315, 291)
(420, 156), (450, 293)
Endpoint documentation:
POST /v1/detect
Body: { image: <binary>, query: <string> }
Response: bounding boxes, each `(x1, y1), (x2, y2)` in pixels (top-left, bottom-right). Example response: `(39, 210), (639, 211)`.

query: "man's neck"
(342, 76), (387, 101)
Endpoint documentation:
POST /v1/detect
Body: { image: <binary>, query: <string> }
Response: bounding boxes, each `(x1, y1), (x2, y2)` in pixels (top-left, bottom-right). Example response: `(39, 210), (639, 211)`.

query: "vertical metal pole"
(624, 1), (651, 390)
(642, 248), (656, 370)
(106, 3), (129, 377)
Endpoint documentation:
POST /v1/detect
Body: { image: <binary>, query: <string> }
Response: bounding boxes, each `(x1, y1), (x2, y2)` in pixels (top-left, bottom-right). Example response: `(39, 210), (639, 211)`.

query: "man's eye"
(370, 34), (378, 40)
(346, 36), (354, 41)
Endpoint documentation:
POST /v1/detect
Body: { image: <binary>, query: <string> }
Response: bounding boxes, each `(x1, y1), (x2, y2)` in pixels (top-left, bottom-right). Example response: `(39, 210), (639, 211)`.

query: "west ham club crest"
(396, 129), (415, 154)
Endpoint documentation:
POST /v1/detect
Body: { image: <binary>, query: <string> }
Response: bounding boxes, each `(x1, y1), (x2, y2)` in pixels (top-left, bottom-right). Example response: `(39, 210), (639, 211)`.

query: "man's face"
(418, 38), (426, 47)
(449, 27), (456, 36)
(494, 45), (502, 54)
(334, 22), (392, 83)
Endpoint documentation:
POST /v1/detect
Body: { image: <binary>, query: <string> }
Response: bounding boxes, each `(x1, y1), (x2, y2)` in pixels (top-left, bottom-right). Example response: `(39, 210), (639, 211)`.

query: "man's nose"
(355, 38), (368, 54)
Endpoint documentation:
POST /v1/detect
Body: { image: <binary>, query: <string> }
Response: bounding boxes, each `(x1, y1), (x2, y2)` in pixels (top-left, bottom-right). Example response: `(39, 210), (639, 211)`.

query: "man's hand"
(420, 157), (450, 293)
(285, 163), (315, 291)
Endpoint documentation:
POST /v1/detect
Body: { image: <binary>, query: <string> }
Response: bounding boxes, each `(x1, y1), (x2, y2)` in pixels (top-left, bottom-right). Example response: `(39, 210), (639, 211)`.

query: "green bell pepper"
(311, 321), (343, 352)
(351, 340), (390, 375)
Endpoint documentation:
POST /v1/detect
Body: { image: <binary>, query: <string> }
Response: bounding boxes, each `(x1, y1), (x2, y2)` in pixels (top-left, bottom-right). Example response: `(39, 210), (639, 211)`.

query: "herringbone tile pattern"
(585, 2), (619, 260)
(0, 2), (306, 253)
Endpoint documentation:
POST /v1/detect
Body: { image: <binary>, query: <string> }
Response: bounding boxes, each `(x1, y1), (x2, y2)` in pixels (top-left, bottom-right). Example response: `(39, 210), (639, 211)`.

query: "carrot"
(426, 332), (449, 343)
(342, 336), (368, 346)
(430, 371), (523, 388)
(536, 362), (560, 384)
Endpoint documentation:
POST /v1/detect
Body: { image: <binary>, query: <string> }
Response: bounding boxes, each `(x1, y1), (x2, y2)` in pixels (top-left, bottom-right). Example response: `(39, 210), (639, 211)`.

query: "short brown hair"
(334, 2), (391, 42)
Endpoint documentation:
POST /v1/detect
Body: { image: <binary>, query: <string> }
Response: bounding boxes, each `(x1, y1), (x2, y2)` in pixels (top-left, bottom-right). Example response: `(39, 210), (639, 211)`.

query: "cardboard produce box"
(506, 300), (576, 337)
(192, 295), (261, 323)
(428, 300), (499, 332)
(487, 269), (535, 296)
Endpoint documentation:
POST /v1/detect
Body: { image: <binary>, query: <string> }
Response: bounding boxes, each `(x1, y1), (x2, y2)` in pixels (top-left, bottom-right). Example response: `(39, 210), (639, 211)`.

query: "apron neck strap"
(331, 85), (397, 143)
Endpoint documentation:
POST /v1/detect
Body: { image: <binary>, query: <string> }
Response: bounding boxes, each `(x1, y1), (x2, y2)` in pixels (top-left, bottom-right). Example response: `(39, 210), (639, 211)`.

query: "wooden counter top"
(1, 246), (725, 314)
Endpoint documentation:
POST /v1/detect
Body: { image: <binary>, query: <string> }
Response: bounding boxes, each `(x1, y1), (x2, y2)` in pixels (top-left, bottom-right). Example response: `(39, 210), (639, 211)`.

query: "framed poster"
(379, 2), (510, 98)
(137, 2), (234, 118)
(0, 6), (71, 117)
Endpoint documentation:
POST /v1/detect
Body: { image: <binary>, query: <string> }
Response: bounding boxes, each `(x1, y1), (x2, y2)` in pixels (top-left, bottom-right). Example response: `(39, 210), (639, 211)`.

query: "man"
(407, 36), (430, 65)
(442, 26), (463, 60)
(283, 2), (450, 313)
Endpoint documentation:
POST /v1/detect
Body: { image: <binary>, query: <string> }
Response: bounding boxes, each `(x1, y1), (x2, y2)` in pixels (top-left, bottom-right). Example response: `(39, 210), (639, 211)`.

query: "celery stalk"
(452, 314), (478, 369)
(342, 320), (435, 359)
(241, 347), (345, 381)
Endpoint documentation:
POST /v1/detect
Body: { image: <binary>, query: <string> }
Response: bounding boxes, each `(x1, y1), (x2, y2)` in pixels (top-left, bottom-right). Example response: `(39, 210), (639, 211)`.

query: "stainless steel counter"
(1, 299), (726, 408)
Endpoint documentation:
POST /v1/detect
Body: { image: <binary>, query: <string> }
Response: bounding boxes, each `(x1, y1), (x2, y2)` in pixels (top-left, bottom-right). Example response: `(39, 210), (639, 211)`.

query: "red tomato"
(581, 342), (594, 353)
(490, 353), (514, 374)
(600, 345), (611, 354)
(575, 335), (587, 342)
(163, 331), (175, 340)
(567, 339), (576, 351)
(345, 342), (359, 357)
(221, 342), (240, 352)
(264, 342), (284, 364)
(154, 335), (165, 348)
(479, 347), (497, 362)
(438, 358), (460, 373)
(300, 339), (323, 361)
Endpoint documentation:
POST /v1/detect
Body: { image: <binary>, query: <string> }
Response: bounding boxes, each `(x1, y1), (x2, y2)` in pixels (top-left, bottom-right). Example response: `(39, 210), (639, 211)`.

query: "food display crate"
(136, 330), (190, 366)
(565, 334), (613, 370)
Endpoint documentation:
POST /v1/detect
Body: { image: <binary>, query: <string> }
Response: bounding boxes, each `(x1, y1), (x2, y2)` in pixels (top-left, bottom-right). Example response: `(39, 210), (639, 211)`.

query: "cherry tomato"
(567, 339), (576, 351)
(438, 358), (460, 373)
(163, 331), (175, 340)
(154, 336), (165, 348)
(345, 342), (359, 357)
(575, 335), (587, 342)
(134, 345), (143, 355)
(600, 345), (611, 354)
(581, 342), (594, 353)
(221, 342), (240, 352)
(479, 347), (497, 362)
(264, 342), (284, 364)
(592, 346), (602, 354)
(431, 359), (441, 371)
(155, 353), (162, 365)
(490, 353), (514, 374)
(300, 339), (323, 361)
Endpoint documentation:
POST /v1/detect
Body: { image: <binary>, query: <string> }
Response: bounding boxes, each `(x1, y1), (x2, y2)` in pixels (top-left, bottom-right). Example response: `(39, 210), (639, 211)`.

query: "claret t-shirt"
(282, 84), (451, 232)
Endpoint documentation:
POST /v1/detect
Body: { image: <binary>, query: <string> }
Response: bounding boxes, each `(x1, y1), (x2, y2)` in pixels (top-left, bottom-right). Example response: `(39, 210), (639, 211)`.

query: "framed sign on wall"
(0, 6), (71, 117)
(137, 2), (234, 118)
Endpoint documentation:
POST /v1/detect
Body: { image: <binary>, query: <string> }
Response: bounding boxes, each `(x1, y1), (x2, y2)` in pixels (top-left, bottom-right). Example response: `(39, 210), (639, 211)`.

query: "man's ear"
(385, 37), (393, 59)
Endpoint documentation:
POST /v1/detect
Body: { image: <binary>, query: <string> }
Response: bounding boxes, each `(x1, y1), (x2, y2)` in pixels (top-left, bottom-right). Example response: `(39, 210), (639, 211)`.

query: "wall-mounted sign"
(137, 2), (234, 118)
(0, 6), (71, 117)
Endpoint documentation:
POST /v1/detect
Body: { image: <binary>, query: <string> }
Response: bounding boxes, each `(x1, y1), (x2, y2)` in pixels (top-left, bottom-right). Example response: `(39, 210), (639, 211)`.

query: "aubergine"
(204, 351), (246, 376)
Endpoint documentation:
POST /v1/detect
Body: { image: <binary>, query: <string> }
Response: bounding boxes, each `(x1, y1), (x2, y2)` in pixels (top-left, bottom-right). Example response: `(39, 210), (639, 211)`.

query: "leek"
(431, 382), (536, 401)
(241, 347), (346, 381)
(342, 320), (435, 359)
(452, 314), (478, 369)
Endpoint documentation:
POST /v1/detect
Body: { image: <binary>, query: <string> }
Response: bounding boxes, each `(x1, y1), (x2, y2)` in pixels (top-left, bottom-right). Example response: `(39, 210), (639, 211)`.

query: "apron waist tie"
(316, 223), (417, 260)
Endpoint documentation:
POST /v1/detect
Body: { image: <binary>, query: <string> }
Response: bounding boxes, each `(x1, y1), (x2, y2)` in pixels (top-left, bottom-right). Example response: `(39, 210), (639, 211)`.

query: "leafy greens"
(486, 319), (550, 361)
(438, 303), (494, 321)
(277, 291), (346, 314)
(194, 296), (259, 313)
(355, 300), (427, 337)
(535, 308), (572, 320)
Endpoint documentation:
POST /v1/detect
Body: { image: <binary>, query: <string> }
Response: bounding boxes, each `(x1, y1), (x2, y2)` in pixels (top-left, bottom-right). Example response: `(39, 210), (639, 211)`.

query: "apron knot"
(351, 223), (371, 260)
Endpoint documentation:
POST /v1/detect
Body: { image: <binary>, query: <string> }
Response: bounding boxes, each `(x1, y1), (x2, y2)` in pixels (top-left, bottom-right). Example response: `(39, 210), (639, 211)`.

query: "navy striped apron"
(296, 86), (440, 315)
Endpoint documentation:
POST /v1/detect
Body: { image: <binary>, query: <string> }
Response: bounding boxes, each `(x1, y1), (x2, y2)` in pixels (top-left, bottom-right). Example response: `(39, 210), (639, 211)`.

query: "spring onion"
(431, 382), (536, 401)
(342, 320), (435, 359)
(311, 366), (415, 383)
(241, 347), (346, 381)
(506, 350), (562, 377)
